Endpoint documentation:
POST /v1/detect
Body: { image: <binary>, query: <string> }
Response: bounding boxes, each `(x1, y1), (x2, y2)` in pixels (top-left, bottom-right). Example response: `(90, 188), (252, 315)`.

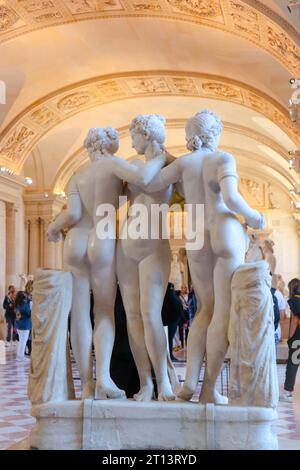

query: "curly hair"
(130, 114), (166, 144)
(185, 109), (223, 151)
(84, 127), (119, 157)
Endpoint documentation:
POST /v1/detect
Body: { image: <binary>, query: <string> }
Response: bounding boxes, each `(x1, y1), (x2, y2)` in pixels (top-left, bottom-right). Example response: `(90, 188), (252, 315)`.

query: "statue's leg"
(178, 241), (214, 401)
(200, 218), (246, 404)
(139, 246), (175, 401)
(64, 229), (94, 399)
(117, 244), (154, 401)
(89, 238), (125, 399)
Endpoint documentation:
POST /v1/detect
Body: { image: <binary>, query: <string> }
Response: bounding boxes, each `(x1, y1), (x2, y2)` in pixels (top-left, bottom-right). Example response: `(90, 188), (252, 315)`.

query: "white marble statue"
(28, 269), (75, 404)
(117, 114), (178, 402)
(145, 110), (265, 404)
(169, 251), (184, 290)
(228, 261), (279, 408)
(47, 127), (165, 399)
(245, 232), (264, 263)
(261, 239), (276, 274)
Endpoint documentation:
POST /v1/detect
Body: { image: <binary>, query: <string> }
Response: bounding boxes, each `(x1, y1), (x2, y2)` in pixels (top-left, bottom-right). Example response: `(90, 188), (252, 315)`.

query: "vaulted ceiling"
(0, 0), (299, 204)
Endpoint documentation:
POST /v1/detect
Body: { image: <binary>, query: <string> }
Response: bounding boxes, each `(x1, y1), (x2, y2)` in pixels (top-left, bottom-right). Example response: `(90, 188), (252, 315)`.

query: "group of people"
(2, 281), (33, 361)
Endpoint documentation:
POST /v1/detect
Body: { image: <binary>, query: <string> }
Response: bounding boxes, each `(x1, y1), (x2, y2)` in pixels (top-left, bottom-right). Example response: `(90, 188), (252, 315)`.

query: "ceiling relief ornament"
(0, 124), (36, 163)
(167, 0), (224, 22)
(131, 0), (162, 11)
(125, 78), (171, 94)
(0, 5), (20, 31)
(240, 177), (266, 208)
(267, 26), (300, 73)
(1, 71), (299, 171)
(170, 77), (198, 95)
(202, 82), (243, 102)
(29, 107), (60, 127)
(57, 90), (98, 113)
(1, 1), (299, 74)
(96, 81), (126, 99)
(229, 0), (260, 41)
(18, 1), (56, 13)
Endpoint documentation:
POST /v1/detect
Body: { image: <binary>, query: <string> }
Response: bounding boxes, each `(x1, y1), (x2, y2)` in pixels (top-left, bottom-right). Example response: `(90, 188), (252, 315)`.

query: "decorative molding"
(0, 0), (299, 75)
(1, 70), (299, 172)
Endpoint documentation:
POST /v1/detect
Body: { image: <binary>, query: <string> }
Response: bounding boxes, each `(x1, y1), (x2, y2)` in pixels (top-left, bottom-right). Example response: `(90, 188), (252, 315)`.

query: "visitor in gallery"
(272, 275), (287, 347)
(270, 286), (280, 349)
(161, 282), (185, 362)
(179, 286), (190, 348)
(280, 278), (300, 402)
(188, 284), (198, 324)
(110, 286), (140, 398)
(2, 285), (17, 343)
(15, 280), (33, 362)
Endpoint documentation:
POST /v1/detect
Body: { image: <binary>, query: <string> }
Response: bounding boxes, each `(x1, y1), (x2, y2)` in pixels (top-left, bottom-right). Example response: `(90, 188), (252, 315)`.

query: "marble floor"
(0, 341), (300, 450)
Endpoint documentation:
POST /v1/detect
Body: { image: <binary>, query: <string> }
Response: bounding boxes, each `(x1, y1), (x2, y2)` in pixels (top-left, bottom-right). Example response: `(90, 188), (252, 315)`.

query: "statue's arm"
(218, 152), (265, 230)
(112, 153), (166, 187)
(146, 158), (182, 193)
(47, 177), (82, 241)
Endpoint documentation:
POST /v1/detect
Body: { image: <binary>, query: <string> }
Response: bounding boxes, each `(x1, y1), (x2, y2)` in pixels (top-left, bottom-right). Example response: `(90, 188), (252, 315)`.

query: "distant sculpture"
(117, 114), (177, 401)
(276, 274), (289, 298)
(245, 232), (264, 263)
(19, 273), (34, 291)
(229, 261), (279, 408)
(262, 239), (276, 274)
(28, 270), (75, 404)
(145, 109), (265, 403)
(169, 251), (184, 290)
(47, 127), (165, 399)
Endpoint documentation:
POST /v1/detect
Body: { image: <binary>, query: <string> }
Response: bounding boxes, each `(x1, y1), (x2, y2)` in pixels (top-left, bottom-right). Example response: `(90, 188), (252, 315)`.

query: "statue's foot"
(177, 384), (195, 402)
(95, 379), (126, 400)
(133, 384), (154, 402)
(82, 380), (95, 400)
(157, 381), (176, 401)
(199, 387), (228, 405)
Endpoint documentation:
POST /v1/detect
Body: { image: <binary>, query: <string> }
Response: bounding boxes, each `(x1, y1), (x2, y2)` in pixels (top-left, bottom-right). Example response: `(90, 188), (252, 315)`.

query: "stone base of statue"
(29, 399), (278, 450)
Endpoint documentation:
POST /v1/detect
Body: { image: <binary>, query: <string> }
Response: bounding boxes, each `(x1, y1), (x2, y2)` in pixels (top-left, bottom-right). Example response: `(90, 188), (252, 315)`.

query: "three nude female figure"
(48, 110), (264, 404)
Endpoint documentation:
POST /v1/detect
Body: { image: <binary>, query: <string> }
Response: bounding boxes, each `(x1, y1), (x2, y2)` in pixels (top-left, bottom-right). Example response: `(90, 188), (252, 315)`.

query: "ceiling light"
(25, 177), (33, 185)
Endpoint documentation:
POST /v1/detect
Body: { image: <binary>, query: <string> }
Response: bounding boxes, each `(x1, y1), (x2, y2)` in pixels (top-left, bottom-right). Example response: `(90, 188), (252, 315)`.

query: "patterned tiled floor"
(0, 341), (300, 450)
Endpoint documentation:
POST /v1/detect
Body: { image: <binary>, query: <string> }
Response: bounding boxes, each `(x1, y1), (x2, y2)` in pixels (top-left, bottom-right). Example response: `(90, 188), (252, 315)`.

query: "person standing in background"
(280, 278), (300, 402)
(15, 281), (33, 362)
(3, 285), (16, 344)
(188, 284), (197, 325)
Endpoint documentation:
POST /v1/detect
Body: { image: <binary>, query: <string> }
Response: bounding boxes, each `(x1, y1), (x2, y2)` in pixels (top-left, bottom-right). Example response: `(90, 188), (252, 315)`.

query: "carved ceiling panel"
(1, 0), (299, 75)
(1, 71), (298, 171)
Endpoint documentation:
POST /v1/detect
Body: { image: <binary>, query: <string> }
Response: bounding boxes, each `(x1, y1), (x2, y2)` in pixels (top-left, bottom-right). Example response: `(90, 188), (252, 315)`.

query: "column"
(0, 200), (6, 303)
(6, 203), (18, 287)
(28, 217), (41, 276)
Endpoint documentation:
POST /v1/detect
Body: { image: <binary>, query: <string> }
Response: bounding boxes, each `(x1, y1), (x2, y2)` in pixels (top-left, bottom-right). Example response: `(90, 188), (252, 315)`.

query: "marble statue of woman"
(169, 251), (184, 290)
(47, 127), (165, 400)
(145, 109), (265, 404)
(261, 239), (276, 274)
(117, 114), (176, 402)
(245, 232), (264, 263)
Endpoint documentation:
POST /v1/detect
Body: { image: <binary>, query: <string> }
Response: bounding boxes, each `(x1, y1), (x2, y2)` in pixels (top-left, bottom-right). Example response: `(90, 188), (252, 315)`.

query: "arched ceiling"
(1, 70), (300, 172)
(1, 0), (299, 74)
(0, 0), (299, 208)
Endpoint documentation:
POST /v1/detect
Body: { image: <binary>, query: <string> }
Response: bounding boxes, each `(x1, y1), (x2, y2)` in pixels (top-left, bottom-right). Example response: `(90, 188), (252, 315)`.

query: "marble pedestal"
(30, 400), (278, 450)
